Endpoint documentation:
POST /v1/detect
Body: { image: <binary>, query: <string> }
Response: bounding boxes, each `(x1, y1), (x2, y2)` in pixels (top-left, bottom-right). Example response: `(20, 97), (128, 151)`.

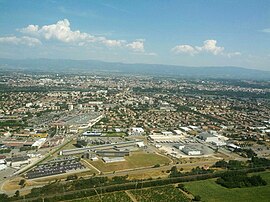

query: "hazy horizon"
(0, 0), (270, 71)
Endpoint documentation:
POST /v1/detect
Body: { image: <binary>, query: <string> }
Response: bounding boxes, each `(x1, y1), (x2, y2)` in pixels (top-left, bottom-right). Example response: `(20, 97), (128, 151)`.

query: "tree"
(0, 194), (9, 202)
(19, 179), (26, 187)
(213, 160), (227, 168)
(193, 195), (201, 201)
(14, 190), (20, 197)
(153, 164), (160, 168)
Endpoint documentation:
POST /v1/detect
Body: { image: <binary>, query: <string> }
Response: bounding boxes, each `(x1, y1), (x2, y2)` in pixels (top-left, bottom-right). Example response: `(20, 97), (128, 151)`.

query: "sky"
(0, 0), (270, 70)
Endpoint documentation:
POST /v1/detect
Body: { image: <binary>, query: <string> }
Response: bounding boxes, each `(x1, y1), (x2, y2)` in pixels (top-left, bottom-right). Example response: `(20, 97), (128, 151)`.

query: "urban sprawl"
(0, 72), (270, 200)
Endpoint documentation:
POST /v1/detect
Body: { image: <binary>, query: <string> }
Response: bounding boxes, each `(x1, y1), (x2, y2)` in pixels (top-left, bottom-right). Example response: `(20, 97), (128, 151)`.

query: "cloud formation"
(19, 19), (144, 52)
(0, 36), (41, 46)
(171, 45), (198, 56)
(261, 28), (270, 33)
(172, 39), (240, 57)
(127, 39), (145, 52)
(196, 40), (224, 55)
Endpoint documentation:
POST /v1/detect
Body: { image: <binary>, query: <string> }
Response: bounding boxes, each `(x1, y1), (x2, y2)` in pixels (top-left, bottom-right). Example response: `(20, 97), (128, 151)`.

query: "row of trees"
(169, 166), (214, 178)
(216, 171), (267, 188)
(213, 157), (270, 170)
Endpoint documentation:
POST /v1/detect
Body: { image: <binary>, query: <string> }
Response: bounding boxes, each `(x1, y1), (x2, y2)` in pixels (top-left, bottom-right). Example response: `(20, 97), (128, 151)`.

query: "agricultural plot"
(184, 171), (270, 202)
(130, 185), (190, 202)
(66, 191), (132, 202)
(89, 151), (171, 172)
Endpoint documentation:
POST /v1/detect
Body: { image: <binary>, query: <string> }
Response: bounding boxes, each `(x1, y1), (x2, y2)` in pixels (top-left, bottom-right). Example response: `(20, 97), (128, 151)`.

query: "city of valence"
(0, 72), (269, 201)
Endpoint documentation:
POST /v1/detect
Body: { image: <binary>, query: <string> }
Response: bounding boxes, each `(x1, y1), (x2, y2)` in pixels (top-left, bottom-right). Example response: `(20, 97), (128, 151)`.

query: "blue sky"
(0, 0), (270, 70)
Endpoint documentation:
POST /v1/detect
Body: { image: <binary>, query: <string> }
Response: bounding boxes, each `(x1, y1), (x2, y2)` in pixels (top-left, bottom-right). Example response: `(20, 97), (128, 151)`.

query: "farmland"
(184, 171), (270, 202)
(64, 185), (190, 202)
(66, 191), (132, 202)
(130, 185), (190, 202)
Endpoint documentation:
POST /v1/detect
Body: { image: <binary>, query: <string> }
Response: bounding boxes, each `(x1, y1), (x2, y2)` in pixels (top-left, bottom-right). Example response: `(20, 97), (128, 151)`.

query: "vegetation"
(19, 146), (37, 152)
(71, 191), (132, 202)
(184, 171), (270, 202)
(130, 185), (190, 202)
(216, 171), (267, 188)
(213, 157), (270, 170)
(89, 152), (171, 172)
(103, 132), (127, 137)
(0, 148), (11, 154)
(7, 165), (268, 201)
(0, 194), (9, 202)
(169, 166), (213, 178)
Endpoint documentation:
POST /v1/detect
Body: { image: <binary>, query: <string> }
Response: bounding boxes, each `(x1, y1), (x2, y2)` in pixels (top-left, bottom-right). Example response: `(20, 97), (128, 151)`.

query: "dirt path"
(125, 190), (138, 202)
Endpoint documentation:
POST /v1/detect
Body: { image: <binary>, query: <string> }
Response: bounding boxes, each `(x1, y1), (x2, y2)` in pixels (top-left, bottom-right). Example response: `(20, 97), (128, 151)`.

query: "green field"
(89, 151), (171, 172)
(130, 185), (190, 202)
(184, 171), (270, 202)
(67, 191), (132, 202)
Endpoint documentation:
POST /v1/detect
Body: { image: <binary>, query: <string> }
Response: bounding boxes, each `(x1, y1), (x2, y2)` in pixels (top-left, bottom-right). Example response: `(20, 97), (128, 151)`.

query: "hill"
(0, 58), (269, 80)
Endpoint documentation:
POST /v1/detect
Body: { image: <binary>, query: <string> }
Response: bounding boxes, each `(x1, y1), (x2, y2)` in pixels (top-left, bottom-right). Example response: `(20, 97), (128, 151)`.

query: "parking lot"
(26, 157), (86, 179)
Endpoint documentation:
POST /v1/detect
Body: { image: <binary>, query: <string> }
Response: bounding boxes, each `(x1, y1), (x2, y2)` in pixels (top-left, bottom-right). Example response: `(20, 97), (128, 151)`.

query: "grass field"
(68, 191), (132, 202)
(130, 185), (190, 202)
(88, 151), (171, 172)
(184, 171), (270, 202)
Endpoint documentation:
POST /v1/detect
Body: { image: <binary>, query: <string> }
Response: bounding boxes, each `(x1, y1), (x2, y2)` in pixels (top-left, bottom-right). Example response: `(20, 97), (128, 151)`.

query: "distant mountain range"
(0, 58), (269, 80)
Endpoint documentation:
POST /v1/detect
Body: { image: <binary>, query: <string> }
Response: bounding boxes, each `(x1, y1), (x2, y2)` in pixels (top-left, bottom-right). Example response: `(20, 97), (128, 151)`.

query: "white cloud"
(261, 28), (270, 33)
(20, 19), (93, 43)
(126, 39), (145, 52)
(171, 45), (198, 55)
(227, 51), (241, 58)
(172, 39), (239, 57)
(20, 25), (39, 34)
(19, 19), (146, 52)
(101, 39), (125, 47)
(197, 40), (224, 55)
(0, 36), (41, 46)
(144, 52), (157, 56)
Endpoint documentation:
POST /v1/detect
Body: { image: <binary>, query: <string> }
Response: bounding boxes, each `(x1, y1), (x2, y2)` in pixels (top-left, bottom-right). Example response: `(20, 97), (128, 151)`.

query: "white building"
(136, 141), (145, 148)
(102, 157), (126, 163)
(162, 131), (173, 136)
(0, 164), (7, 171)
(182, 146), (202, 156)
(6, 156), (30, 168)
(68, 104), (74, 111)
(131, 127), (144, 135)
(32, 138), (47, 148)
(198, 132), (219, 142)
(0, 159), (6, 164)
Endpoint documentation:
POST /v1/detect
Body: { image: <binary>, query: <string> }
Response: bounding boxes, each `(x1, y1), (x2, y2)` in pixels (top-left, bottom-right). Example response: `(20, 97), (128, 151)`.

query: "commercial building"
(102, 157), (126, 163)
(60, 140), (142, 156)
(0, 164), (7, 171)
(82, 131), (102, 136)
(148, 134), (184, 143)
(32, 138), (47, 148)
(96, 150), (130, 157)
(5, 156), (30, 168)
(182, 146), (202, 156)
(131, 127), (144, 135)
(198, 132), (219, 142)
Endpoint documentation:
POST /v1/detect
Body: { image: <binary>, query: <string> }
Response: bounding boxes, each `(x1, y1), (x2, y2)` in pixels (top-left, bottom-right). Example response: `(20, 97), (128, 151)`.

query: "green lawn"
(68, 191), (132, 202)
(130, 185), (190, 202)
(184, 171), (270, 202)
